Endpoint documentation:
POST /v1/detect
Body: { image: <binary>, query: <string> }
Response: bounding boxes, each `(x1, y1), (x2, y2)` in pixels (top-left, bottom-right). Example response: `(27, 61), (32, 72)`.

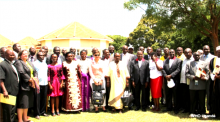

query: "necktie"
(117, 63), (120, 77)
(31, 57), (33, 62)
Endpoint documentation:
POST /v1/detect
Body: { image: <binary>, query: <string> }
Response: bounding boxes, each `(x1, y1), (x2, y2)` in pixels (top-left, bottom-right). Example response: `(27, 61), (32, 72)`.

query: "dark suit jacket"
(132, 54), (148, 61)
(28, 54), (37, 62)
(0, 60), (19, 96)
(14, 60), (37, 91)
(130, 59), (150, 85)
(46, 54), (51, 65)
(162, 57), (182, 85)
(144, 55), (150, 60)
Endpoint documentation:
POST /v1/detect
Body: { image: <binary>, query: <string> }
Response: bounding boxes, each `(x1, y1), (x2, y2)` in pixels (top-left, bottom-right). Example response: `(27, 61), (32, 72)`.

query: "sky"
(0, 0), (145, 42)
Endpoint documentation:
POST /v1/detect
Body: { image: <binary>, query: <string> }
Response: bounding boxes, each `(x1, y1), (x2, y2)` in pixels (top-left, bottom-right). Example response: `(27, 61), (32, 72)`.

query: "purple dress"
(48, 64), (65, 97)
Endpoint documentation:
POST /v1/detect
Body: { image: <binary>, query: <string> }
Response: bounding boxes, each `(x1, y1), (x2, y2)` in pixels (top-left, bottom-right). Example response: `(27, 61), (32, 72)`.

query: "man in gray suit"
(186, 52), (209, 119)
(130, 51), (150, 111)
(200, 45), (215, 113)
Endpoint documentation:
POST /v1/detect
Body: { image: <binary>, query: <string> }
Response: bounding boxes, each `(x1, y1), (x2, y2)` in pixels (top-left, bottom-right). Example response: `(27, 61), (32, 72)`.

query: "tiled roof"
(0, 34), (13, 47)
(18, 36), (39, 46)
(38, 22), (113, 41)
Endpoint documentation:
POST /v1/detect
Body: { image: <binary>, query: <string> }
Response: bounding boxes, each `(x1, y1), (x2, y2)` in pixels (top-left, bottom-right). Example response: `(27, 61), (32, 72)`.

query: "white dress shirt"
(138, 60), (142, 68)
(122, 53), (129, 66)
(169, 58), (175, 68)
(33, 60), (48, 85)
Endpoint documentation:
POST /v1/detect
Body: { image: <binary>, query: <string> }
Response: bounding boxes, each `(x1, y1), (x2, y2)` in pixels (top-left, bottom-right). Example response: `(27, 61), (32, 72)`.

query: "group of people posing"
(0, 43), (220, 122)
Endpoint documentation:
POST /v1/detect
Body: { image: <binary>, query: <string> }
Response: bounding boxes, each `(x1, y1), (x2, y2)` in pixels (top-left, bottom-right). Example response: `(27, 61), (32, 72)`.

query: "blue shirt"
(33, 60), (48, 85)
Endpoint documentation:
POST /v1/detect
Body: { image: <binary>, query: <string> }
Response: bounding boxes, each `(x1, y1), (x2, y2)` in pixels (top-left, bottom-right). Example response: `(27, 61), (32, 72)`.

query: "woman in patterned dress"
(48, 54), (65, 116)
(62, 52), (82, 112)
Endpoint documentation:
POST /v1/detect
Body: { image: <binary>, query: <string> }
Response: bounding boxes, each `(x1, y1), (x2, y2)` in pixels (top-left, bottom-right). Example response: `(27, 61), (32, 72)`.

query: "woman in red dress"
(149, 52), (163, 111)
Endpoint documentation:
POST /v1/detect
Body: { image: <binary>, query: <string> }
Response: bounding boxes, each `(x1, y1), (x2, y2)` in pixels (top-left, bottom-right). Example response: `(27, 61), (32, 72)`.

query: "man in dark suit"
(28, 47), (37, 62)
(130, 51), (150, 111)
(41, 46), (51, 65)
(47, 46), (65, 65)
(0, 50), (19, 122)
(162, 49), (182, 114)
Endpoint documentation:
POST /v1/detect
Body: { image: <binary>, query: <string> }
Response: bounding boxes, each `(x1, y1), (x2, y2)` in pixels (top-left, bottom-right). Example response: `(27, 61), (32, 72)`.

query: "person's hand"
(132, 81), (135, 88)
(49, 85), (54, 91)
(3, 91), (9, 98)
(29, 78), (33, 83)
(99, 80), (103, 86)
(166, 75), (171, 81)
(193, 76), (200, 80)
(60, 84), (63, 89)
(145, 82), (148, 88)
(215, 73), (220, 79)
(152, 55), (157, 62)
(200, 75), (207, 81)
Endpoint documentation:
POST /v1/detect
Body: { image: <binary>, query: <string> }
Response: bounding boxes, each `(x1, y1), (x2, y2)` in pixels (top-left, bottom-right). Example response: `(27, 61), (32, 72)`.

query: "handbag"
(91, 83), (104, 105)
(121, 90), (134, 106)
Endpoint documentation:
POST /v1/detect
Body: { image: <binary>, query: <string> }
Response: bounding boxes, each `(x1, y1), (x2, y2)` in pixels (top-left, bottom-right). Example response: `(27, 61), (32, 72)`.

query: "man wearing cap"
(186, 52), (209, 119)
(209, 46), (220, 118)
(128, 46), (134, 54)
(162, 49), (182, 114)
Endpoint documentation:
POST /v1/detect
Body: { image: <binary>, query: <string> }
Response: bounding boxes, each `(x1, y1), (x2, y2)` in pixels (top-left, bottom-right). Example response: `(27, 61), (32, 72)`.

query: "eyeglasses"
(94, 55), (100, 56)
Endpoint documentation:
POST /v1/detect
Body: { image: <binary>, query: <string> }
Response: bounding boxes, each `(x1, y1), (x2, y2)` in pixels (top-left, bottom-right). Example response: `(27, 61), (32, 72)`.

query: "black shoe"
(142, 108), (146, 112)
(95, 110), (99, 113)
(128, 107), (133, 110)
(162, 109), (172, 112)
(174, 110), (179, 114)
(182, 110), (189, 113)
(135, 107), (140, 111)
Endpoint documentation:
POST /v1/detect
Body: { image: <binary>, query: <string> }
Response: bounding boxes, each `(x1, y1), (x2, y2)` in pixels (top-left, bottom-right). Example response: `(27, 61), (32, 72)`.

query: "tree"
(107, 35), (127, 53)
(126, 16), (173, 51)
(124, 0), (220, 54)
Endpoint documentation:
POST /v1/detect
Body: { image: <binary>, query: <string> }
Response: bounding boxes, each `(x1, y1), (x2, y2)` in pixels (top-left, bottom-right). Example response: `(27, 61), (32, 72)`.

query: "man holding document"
(0, 50), (19, 122)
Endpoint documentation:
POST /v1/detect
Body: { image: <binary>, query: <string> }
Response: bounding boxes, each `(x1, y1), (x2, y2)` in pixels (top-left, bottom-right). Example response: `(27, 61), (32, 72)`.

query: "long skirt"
(150, 76), (163, 98)
(62, 78), (82, 111)
(81, 72), (91, 111)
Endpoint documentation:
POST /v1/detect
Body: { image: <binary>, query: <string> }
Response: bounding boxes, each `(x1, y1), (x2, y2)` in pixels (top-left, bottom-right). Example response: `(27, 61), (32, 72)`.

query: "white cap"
(216, 46), (220, 51)
(128, 46), (134, 49)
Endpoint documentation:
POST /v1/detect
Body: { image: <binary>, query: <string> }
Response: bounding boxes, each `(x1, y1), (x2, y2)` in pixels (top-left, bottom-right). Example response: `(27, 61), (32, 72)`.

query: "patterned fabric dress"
(48, 64), (65, 97)
(62, 61), (82, 111)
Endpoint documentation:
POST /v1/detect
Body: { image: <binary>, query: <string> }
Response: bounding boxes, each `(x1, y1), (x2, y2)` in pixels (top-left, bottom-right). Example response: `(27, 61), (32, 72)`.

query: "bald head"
(5, 50), (15, 62)
(42, 46), (48, 54)
(147, 47), (153, 54)
(139, 46), (145, 53)
(108, 45), (114, 53)
(184, 48), (192, 59)
(122, 45), (128, 54)
(203, 45), (210, 55)
(92, 48), (98, 55)
(0, 47), (7, 58)
(177, 47), (183, 56)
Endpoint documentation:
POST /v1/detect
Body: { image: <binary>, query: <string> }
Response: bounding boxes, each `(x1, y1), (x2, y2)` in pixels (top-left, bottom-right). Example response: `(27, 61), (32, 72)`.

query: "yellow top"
(160, 56), (166, 61)
(26, 62), (34, 78)
(177, 53), (186, 61)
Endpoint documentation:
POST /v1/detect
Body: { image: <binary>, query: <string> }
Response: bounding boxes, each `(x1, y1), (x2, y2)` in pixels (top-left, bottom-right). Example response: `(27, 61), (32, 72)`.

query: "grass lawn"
(28, 107), (219, 122)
